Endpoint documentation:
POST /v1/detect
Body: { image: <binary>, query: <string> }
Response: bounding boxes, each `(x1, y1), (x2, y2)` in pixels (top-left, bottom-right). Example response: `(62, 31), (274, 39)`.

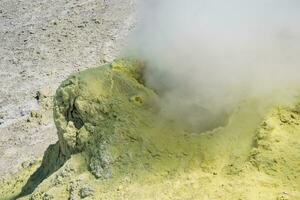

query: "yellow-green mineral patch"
(1, 59), (300, 200)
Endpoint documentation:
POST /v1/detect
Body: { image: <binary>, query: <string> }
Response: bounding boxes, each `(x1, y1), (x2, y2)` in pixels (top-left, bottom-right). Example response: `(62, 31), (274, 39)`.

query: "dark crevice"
(66, 97), (84, 129)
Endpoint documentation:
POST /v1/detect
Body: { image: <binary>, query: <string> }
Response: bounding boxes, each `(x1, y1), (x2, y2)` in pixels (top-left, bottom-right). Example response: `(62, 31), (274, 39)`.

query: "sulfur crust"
(1, 59), (300, 200)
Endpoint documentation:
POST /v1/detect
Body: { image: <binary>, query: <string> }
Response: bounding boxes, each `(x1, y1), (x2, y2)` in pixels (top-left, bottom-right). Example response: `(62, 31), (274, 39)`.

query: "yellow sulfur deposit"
(1, 59), (300, 200)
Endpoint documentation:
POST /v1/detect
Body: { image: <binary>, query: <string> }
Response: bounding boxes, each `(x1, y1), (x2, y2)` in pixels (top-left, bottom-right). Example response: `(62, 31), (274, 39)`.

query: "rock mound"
(1, 59), (299, 200)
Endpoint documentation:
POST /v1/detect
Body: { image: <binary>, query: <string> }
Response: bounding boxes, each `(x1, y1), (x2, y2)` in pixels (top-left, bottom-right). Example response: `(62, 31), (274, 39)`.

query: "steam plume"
(126, 0), (300, 131)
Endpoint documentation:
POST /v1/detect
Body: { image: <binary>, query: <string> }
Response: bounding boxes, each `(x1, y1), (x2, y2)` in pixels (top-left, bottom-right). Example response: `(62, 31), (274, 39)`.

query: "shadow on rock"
(16, 142), (68, 199)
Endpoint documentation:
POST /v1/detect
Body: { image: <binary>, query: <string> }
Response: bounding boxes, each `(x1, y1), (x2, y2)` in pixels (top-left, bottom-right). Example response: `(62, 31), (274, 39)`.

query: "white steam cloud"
(126, 0), (300, 131)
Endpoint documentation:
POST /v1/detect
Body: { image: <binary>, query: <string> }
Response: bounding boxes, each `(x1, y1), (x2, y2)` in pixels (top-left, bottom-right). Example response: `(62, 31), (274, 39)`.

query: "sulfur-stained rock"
(53, 58), (158, 177)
